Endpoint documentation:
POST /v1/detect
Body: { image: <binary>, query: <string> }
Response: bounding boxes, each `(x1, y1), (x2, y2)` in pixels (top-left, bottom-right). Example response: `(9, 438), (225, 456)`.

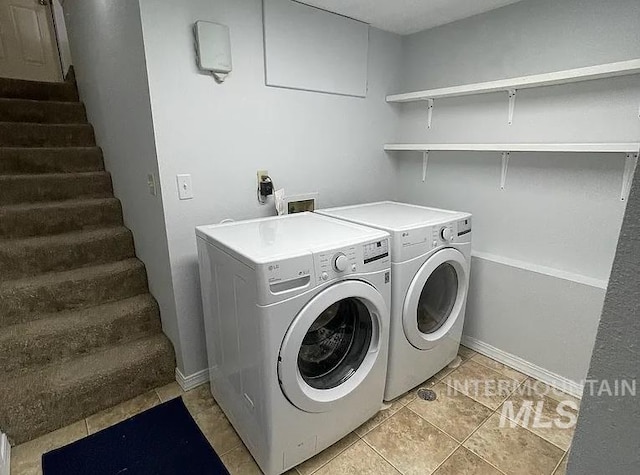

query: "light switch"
(177, 174), (193, 200)
(147, 173), (157, 196)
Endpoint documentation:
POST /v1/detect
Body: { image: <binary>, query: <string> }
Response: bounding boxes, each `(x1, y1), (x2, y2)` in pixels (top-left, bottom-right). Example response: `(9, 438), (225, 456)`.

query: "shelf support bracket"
(500, 152), (510, 190)
(621, 152), (638, 201)
(422, 151), (429, 182)
(507, 89), (517, 125)
(426, 99), (434, 129)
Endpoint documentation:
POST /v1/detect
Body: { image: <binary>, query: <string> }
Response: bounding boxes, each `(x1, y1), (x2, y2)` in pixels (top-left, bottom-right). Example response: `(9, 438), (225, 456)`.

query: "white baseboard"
(462, 335), (584, 399)
(175, 367), (210, 392)
(0, 432), (10, 475)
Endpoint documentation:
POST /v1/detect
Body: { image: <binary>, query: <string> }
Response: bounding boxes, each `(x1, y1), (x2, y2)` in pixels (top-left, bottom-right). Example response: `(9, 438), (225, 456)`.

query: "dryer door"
(403, 248), (468, 350)
(278, 280), (387, 413)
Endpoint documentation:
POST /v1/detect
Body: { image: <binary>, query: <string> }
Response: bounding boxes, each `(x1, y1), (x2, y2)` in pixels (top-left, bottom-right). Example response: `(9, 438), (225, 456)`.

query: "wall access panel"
(263, 0), (369, 97)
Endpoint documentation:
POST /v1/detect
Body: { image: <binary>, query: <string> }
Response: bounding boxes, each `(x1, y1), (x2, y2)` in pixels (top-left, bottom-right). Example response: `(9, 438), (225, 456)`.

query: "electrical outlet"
(177, 174), (194, 200)
(257, 169), (269, 183)
(147, 173), (157, 196)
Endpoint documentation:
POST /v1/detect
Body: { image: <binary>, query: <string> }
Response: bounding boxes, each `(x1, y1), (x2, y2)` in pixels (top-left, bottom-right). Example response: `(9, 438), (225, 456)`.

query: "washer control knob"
(321, 272), (329, 281)
(333, 253), (348, 272)
(441, 227), (453, 242)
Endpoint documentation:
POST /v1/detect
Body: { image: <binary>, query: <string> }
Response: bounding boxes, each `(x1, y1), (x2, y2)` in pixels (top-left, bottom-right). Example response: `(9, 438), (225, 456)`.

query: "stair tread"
(0, 257), (143, 289)
(4, 330), (170, 382)
(0, 196), (119, 212)
(0, 97), (82, 107)
(0, 295), (159, 378)
(0, 225), (129, 247)
(0, 170), (108, 179)
(0, 294), (156, 337)
(0, 332), (174, 444)
(0, 146), (100, 151)
(0, 121), (91, 127)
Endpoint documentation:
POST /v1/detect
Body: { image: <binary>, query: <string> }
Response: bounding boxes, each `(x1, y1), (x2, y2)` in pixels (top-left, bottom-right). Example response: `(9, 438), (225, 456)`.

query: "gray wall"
(62, 0), (183, 369)
(568, 159), (640, 473)
(137, 0), (403, 376)
(394, 0), (640, 384)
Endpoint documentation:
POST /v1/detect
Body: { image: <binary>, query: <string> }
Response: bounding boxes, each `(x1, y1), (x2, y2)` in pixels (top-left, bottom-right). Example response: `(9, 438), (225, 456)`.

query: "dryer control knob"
(441, 227), (453, 242)
(333, 253), (348, 272)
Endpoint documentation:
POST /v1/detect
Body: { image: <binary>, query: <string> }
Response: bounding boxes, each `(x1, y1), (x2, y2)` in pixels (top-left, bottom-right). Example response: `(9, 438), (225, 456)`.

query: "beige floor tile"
(192, 404), (242, 456)
(11, 421), (87, 475)
(407, 382), (493, 442)
(221, 444), (262, 475)
(458, 345), (477, 360)
(314, 440), (399, 475)
(553, 453), (568, 475)
(432, 365), (456, 381)
(464, 412), (564, 475)
(499, 391), (577, 451)
(296, 432), (359, 475)
(155, 381), (185, 402)
(85, 390), (160, 434)
(443, 360), (519, 410)
(364, 407), (458, 475)
(433, 447), (503, 475)
(517, 378), (581, 408)
(471, 354), (528, 383)
(183, 383), (217, 415)
(355, 398), (406, 436)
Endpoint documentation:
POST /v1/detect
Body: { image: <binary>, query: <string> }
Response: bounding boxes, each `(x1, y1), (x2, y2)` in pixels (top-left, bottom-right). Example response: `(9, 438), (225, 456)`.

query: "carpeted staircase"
(0, 74), (176, 445)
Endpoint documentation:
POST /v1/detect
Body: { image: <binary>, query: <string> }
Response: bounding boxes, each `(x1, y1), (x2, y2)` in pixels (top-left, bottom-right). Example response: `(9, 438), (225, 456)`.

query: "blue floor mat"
(42, 397), (230, 475)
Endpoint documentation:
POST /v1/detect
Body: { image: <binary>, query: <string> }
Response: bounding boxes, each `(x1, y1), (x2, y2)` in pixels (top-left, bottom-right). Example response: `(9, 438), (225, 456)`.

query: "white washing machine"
(318, 202), (472, 401)
(196, 213), (391, 475)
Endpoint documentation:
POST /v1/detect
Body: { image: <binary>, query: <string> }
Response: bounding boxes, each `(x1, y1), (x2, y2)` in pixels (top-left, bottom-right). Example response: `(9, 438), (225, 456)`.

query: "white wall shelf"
(386, 59), (640, 126)
(384, 143), (640, 200)
(386, 59), (640, 103)
(384, 143), (640, 153)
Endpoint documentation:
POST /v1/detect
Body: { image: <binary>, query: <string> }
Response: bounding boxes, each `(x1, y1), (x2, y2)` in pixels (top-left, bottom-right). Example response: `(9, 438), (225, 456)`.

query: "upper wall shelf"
(386, 59), (640, 103)
(384, 143), (640, 200)
(384, 143), (640, 153)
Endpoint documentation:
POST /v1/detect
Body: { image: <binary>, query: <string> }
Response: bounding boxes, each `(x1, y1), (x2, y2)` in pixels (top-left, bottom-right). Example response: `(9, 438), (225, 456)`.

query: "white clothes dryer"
(196, 213), (391, 475)
(318, 202), (472, 401)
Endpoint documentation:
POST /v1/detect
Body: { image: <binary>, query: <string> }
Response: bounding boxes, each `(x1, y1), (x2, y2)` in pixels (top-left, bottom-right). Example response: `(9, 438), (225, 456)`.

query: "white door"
(402, 248), (469, 350)
(278, 280), (387, 413)
(0, 0), (61, 82)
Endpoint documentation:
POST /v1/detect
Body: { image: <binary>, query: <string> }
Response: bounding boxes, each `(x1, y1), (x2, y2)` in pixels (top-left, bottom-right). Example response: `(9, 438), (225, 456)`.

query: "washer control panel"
(315, 238), (390, 284)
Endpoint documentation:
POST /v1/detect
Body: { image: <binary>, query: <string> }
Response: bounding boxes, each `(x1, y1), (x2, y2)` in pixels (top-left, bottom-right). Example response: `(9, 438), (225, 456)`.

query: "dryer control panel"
(315, 238), (390, 284)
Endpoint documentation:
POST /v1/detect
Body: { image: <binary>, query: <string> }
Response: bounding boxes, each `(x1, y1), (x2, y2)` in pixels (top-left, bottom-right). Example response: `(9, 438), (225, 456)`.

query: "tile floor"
(10, 347), (578, 475)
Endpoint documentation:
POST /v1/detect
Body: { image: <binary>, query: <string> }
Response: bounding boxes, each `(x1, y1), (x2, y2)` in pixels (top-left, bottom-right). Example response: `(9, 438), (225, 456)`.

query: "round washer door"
(278, 280), (387, 413)
(402, 248), (468, 351)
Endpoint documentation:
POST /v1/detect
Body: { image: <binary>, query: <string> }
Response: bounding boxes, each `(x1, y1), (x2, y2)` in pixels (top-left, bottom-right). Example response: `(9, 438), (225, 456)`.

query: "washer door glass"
(416, 262), (458, 334)
(298, 298), (373, 390)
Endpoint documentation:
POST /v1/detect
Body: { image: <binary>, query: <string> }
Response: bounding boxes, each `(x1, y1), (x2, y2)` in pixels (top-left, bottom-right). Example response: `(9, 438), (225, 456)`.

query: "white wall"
(137, 0), (403, 376)
(393, 0), (640, 384)
(62, 0), (183, 369)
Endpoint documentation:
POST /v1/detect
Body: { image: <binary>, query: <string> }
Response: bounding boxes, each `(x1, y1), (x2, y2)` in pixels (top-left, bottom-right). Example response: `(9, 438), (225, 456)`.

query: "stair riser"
(1, 336), (174, 445)
(0, 124), (95, 147)
(0, 78), (79, 102)
(0, 200), (123, 238)
(0, 148), (104, 174)
(0, 264), (149, 328)
(0, 173), (112, 205)
(0, 231), (135, 281)
(0, 100), (86, 124)
(0, 303), (161, 376)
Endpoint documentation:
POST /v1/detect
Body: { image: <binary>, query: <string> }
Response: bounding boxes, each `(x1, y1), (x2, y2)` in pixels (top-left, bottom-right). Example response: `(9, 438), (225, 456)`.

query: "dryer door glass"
(417, 262), (458, 334)
(297, 298), (373, 390)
